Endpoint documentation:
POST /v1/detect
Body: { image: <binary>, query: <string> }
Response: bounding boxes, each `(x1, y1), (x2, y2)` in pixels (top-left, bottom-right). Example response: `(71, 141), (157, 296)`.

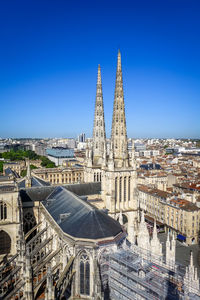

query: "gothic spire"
(111, 50), (129, 168)
(27, 159), (31, 180)
(93, 64), (106, 166)
(25, 159), (31, 188)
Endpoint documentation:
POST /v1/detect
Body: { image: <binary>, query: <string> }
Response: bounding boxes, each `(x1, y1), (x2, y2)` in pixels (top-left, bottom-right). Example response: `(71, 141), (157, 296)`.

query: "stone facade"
(0, 186), (21, 257)
(32, 166), (84, 185)
(84, 51), (138, 242)
(138, 184), (200, 244)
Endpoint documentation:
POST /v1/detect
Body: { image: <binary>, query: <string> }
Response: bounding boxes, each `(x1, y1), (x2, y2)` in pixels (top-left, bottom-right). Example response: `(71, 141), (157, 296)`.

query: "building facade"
(32, 166), (84, 185)
(84, 51), (138, 243)
(138, 184), (200, 244)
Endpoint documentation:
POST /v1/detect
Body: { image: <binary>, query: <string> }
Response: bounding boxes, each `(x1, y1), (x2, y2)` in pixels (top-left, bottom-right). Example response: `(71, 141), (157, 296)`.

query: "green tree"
(1, 150), (40, 161)
(0, 161), (3, 173)
(40, 157), (56, 168)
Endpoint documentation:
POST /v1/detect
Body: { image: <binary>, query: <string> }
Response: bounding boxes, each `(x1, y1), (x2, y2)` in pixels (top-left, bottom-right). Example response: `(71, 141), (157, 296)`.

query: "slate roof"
(42, 186), (122, 239)
(64, 182), (101, 196)
(19, 182), (101, 202)
(4, 167), (20, 178)
(18, 176), (51, 189)
(20, 186), (54, 202)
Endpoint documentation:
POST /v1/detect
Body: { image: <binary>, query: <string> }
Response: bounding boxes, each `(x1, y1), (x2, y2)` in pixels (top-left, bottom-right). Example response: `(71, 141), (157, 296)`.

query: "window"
(23, 212), (36, 234)
(119, 177), (122, 202)
(0, 231), (11, 255)
(80, 252), (90, 295)
(124, 177), (126, 202)
(115, 178), (117, 204)
(0, 201), (7, 220)
(128, 176), (131, 201)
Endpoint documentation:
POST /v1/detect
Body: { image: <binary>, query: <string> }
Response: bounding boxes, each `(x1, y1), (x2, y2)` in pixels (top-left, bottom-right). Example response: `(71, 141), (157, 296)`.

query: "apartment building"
(138, 184), (200, 244)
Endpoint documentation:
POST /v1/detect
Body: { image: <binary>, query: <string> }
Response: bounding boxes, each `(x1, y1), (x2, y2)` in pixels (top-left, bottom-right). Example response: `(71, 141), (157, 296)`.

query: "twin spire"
(92, 65), (106, 165)
(111, 50), (128, 167)
(93, 50), (129, 168)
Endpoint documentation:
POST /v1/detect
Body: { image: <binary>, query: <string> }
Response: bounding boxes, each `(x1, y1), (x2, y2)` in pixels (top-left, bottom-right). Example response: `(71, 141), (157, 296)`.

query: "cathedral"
(0, 51), (200, 299)
(85, 50), (138, 244)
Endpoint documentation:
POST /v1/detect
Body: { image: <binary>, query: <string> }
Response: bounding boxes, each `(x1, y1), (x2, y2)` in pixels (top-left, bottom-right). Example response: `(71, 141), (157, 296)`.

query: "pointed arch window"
(124, 177), (127, 202)
(0, 230), (11, 255)
(119, 177), (122, 202)
(0, 201), (7, 220)
(115, 177), (117, 204)
(80, 252), (90, 295)
(23, 212), (36, 234)
(128, 176), (131, 201)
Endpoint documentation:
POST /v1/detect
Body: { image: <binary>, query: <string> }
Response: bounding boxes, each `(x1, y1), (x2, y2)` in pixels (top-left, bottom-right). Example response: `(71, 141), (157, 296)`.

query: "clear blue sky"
(0, 0), (200, 139)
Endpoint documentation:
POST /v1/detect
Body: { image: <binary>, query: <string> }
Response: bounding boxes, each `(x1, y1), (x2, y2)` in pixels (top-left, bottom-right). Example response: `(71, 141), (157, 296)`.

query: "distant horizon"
(1, 136), (200, 141)
(1, 1), (200, 139)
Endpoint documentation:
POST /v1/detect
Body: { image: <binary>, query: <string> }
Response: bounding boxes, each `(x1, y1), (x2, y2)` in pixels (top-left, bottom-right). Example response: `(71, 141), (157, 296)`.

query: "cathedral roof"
(18, 176), (51, 188)
(42, 186), (122, 240)
(4, 167), (20, 178)
(19, 182), (101, 202)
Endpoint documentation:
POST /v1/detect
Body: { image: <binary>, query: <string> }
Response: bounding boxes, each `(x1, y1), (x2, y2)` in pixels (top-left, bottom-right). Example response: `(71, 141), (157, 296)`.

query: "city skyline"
(1, 0), (200, 139)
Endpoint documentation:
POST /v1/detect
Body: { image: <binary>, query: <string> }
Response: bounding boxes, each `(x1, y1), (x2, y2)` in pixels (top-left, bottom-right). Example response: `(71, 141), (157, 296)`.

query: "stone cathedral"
(0, 51), (200, 300)
(85, 50), (137, 243)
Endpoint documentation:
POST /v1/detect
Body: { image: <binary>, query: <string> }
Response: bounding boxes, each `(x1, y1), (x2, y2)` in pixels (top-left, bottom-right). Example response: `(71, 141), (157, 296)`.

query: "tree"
(0, 162), (3, 174)
(40, 157), (56, 168)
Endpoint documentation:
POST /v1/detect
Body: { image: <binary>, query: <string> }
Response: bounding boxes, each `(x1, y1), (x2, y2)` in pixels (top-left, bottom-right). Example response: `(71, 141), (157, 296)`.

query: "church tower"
(101, 51), (138, 238)
(92, 64), (106, 166)
(84, 65), (106, 183)
(84, 51), (138, 238)
(111, 50), (129, 168)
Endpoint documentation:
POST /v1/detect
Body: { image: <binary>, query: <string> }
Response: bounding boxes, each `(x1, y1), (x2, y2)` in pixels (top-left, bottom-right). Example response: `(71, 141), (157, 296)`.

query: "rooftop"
(42, 186), (122, 240)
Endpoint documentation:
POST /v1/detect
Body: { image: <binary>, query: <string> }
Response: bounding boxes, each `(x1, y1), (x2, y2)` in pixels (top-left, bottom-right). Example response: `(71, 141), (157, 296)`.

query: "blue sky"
(0, 0), (200, 139)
